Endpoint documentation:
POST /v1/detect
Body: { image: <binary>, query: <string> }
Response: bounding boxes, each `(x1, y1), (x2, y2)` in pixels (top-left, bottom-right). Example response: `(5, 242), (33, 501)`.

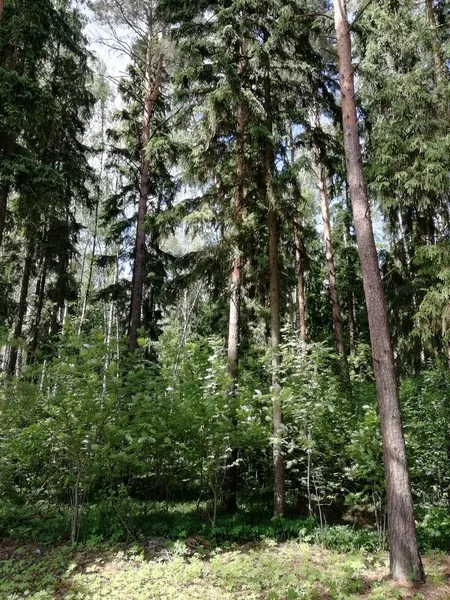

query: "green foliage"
(5, 538), (448, 600)
(417, 507), (450, 551)
(3, 0), (450, 589)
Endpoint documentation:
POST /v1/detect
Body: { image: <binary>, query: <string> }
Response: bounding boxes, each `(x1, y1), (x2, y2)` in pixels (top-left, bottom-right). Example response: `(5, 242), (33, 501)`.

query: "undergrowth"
(1, 501), (450, 554)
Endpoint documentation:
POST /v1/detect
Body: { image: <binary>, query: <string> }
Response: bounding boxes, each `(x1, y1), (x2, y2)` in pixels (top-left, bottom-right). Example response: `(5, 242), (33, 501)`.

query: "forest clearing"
(2, 0), (450, 597)
(2, 535), (450, 599)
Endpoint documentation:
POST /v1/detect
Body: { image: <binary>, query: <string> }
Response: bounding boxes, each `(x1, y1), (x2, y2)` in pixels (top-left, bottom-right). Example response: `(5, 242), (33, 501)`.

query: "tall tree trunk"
(313, 120), (347, 367)
(0, 183), (9, 248)
(7, 244), (33, 376)
(293, 221), (307, 343)
(223, 49), (246, 512)
(103, 249), (118, 391)
(343, 196), (356, 354)
(334, 0), (424, 583)
(129, 22), (164, 351)
(348, 290), (356, 353)
(264, 63), (285, 516)
(79, 96), (106, 335)
(268, 184), (284, 516)
(290, 132), (307, 343)
(0, 0), (4, 22)
(78, 200), (99, 335)
(27, 257), (47, 365)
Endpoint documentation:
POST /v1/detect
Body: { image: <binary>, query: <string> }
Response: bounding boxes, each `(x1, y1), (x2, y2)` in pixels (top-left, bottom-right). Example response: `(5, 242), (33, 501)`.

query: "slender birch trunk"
(7, 244), (33, 376)
(293, 221), (307, 343)
(290, 133), (307, 343)
(78, 201), (99, 335)
(0, 185), (9, 248)
(27, 257), (47, 365)
(333, 0), (424, 582)
(79, 100), (106, 335)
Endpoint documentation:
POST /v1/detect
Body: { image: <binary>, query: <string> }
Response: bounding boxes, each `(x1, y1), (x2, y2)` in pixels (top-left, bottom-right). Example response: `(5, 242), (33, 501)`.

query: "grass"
(2, 501), (450, 599)
(1, 539), (450, 600)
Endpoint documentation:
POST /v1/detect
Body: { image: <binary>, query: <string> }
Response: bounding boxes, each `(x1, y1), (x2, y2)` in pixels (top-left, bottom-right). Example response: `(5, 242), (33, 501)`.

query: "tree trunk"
(79, 97), (106, 335)
(27, 257), (47, 365)
(334, 0), (424, 583)
(78, 200), (99, 335)
(0, 183), (9, 248)
(290, 133), (307, 343)
(268, 191), (285, 516)
(348, 290), (356, 353)
(313, 122), (347, 366)
(7, 245), (33, 376)
(293, 221), (307, 343)
(129, 22), (164, 351)
(223, 58), (246, 512)
(343, 199), (356, 354)
(264, 64), (285, 516)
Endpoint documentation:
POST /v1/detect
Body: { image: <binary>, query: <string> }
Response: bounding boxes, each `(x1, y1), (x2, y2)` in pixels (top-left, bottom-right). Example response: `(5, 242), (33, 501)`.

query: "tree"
(312, 115), (348, 372)
(129, 24), (164, 351)
(2, 1), (93, 372)
(223, 39), (247, 513)
(357, 0), (450, 371)
(333, 0), (424, 582)
(91, 0), (166, 351)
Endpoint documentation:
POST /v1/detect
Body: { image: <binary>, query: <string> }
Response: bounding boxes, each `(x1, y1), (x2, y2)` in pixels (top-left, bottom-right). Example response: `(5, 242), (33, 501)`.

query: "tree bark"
(348, 289), (356, 353)
(314, 135), (346, 360)
(0, 183), (9, 248)
(79, 94), (106, 335)
(334, 0), (424, 583)
(129, 21), (164, 351)
(264, 64), (285, 516)
(223, 50), (246, 512)
(293, 221), (307, 343)
(343, 197), (356, 354)
(290, 133), (307, 343)
(27, 257), (47, 365)
(7, 244), (33, 376)
(268, 190), (285, 516)
(78, 199), (99, 335)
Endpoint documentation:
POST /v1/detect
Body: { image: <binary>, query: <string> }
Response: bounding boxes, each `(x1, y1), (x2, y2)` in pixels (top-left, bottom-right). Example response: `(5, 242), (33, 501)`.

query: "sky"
(82, 3), (130, 83)
(79, 1), (388, 252)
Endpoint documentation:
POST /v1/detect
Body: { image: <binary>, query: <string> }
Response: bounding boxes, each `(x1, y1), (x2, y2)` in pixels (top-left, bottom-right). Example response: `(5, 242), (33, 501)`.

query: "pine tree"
(334, 0), (424, 582)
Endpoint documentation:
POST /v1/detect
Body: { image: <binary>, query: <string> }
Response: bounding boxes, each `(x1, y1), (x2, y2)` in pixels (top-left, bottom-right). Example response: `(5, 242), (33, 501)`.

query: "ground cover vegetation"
(2, 0), (450, 596)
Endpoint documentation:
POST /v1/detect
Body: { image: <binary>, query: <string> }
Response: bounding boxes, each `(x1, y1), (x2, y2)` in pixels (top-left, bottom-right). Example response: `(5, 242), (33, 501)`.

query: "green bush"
(417, 507), (450, 551)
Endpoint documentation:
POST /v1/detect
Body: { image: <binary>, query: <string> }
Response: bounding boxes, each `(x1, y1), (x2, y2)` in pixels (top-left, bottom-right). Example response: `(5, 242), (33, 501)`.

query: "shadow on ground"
(1, 538), (450, 599)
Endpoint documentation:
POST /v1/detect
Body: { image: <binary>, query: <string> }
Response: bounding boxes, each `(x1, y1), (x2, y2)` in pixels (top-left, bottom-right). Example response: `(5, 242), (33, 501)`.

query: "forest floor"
(1, 538), (450, 600)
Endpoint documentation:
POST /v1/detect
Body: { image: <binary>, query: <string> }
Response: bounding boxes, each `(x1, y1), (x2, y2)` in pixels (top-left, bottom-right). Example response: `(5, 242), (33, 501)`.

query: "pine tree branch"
(349, 0), (377, 31)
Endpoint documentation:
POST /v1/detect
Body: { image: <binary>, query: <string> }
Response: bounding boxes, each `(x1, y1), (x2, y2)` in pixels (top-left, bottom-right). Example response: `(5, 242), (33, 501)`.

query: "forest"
(1, 0), (450, 598)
